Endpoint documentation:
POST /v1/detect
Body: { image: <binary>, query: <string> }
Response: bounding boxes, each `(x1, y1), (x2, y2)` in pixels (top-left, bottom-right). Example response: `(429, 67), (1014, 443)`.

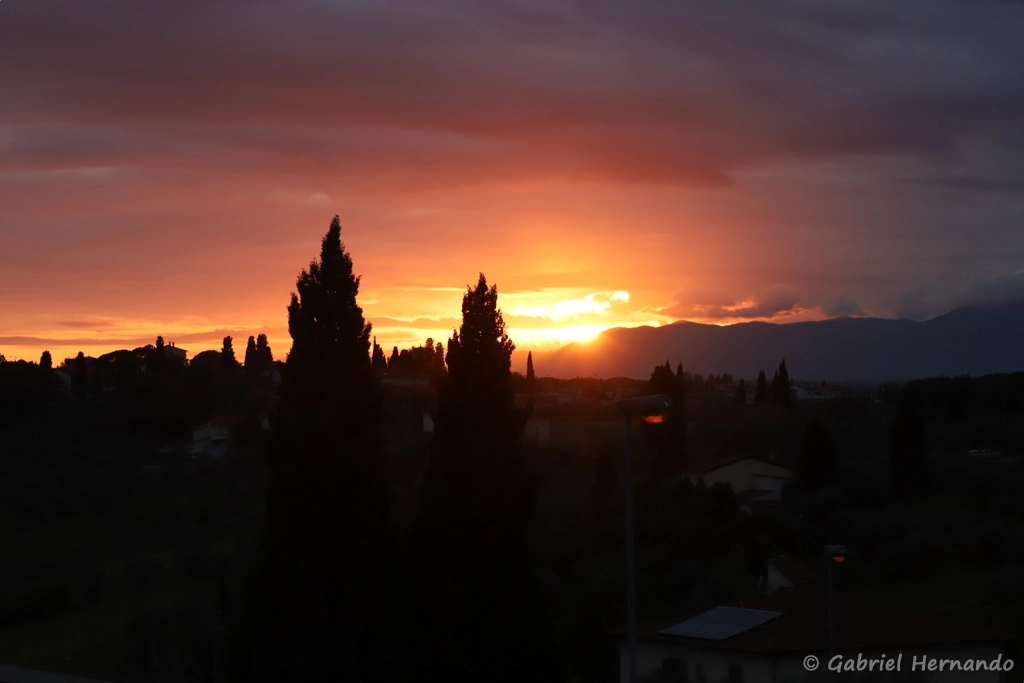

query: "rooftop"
(682, 454), (792, 476)
(618, 582), (1012, 654)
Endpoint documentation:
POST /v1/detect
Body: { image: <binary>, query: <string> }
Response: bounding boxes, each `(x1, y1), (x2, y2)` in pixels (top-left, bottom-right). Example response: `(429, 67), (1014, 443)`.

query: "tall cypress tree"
(221, 336), (237, 370)
(413, 273), (560, 683)
(255, 333), (273, 370)
(39, 350), (52, 370)
(526, 350), (536, 391)
(244, 335), (258, 370)
(371, 336), (387, 371)
(755, 369), (769, 405)
(777, 359), (791, 409)
(72, 351), (88, 399)
(232, 217), (392, 681)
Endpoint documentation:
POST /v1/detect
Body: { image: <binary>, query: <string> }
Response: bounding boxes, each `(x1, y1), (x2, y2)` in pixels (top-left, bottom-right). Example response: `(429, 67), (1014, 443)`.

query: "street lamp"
(823, 544), (846, 673)
(618, 394), (673, 683)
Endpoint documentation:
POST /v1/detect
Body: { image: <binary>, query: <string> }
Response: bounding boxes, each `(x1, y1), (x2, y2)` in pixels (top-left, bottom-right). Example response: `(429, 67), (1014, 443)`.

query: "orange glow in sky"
(4, 3), (1020, 371)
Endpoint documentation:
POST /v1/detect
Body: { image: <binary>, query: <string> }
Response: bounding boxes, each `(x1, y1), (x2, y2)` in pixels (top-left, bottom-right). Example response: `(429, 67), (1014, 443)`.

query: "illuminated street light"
(824, 544), (847, 677)
(617, 394), (673, 683)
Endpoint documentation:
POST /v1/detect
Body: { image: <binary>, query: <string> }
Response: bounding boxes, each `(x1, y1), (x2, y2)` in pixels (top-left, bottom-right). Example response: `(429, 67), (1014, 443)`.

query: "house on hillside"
(791, 382), (823, 401)
(613, 556), (1014, 683)
(53, 369), (72, 394)
(379, 373), (437, 432)
(61, 356), (97, 380)
(162, 342), (188, 365)
(189, 413), (269, 457)
(681, 455), (793, 512)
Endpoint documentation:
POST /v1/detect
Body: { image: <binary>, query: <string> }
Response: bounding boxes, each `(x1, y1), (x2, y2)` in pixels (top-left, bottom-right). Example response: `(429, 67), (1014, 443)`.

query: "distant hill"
(534, 301), (1024, 382)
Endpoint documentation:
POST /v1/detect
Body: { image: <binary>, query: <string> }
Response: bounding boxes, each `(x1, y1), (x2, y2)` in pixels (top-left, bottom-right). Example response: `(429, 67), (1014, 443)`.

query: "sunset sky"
(2, 0), (1023, 369)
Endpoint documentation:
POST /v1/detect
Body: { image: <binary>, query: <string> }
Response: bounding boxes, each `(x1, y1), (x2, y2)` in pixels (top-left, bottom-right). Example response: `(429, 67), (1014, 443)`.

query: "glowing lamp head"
(823, 544), (847, 563)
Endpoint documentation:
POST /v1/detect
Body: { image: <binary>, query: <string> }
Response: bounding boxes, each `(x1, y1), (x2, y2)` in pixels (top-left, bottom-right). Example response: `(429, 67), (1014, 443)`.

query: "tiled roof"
(619, 583), (1013, 654)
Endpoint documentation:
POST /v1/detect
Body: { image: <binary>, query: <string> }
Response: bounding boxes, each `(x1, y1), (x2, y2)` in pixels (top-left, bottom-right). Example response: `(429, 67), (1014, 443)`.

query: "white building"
(615, 557), (1013, 683)
(681, 456), (794, 512)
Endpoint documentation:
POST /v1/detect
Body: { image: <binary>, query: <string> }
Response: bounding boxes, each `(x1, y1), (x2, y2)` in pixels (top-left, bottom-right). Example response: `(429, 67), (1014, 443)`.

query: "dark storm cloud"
(1, 0), (1022, 187)
(950, 271), (1024, 309)
(666, 285), (803, 320)
(905, 175), (1024, 194)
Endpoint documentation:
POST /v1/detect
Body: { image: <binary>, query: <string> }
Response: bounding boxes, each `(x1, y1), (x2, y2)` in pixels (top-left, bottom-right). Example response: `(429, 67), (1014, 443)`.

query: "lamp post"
(823, 544), (846, 676)
(617, 394), (673, 683)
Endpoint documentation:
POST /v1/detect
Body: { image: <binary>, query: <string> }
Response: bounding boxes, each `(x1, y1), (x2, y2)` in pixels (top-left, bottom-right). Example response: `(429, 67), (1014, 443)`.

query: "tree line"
(227, 216), (559, 682)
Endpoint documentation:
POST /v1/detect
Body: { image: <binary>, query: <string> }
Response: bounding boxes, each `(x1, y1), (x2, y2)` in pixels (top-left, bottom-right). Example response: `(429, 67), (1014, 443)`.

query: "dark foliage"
(371, 335), (388, 371)
(387, 337), (445, 376)
(0, 360), (56, 427)
(754, 369), (769, 405)
(72, 351), (89, 399)
(231, 216), (393, 682)
(220, 336), (237, 372)
(413, 273), (561, 683)
(772, 359), (791, 408)
(734, 378), (746, 405)
(641, 360), (686, 473)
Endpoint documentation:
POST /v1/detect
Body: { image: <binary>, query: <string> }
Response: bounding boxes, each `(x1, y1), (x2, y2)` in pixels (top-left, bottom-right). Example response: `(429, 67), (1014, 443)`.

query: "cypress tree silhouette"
(371, 336), (387, 371)
(755, 369), (769, 405)
(72, 351), (88, 399)
(526, 350), (536, 391)
(40, 350), (52, 370)
(221, 336), (237, 370)
(389, 345), (399, 367)
(778, 359), (791, 408)
(255, 333), (273, 370)
(413, 273), (561, 683)
(432, 341), (445, 375)
(232, 217), (393, 682)
(642, 361), (686, 472)
(771, 359), (792, 408)
(244, 335), (257, 370)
